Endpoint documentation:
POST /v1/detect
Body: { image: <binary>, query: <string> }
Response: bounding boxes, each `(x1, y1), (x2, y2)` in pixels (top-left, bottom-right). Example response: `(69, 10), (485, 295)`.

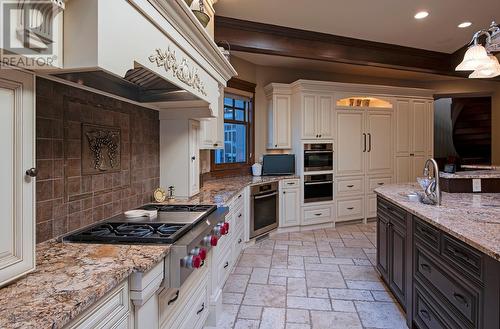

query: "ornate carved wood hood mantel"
(47, 0), (237, 118)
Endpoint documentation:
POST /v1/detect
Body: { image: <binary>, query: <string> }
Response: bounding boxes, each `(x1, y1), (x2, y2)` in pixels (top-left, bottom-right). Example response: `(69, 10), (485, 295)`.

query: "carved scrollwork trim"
(149, 47), (207, 96)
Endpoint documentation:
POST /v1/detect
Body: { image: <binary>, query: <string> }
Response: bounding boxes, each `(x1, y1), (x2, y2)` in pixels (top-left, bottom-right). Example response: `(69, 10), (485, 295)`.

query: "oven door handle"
(253, 191), (278, 200)
(304, 180), (334, 186)
(304, 150), (333, 154)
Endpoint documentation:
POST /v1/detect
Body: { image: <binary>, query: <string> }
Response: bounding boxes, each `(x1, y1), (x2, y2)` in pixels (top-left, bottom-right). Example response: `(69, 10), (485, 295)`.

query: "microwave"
(303, 143), (333, 172)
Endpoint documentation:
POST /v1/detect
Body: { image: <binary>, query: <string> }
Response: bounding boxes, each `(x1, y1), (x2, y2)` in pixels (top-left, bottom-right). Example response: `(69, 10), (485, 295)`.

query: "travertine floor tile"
(238, 305), (262, 320)
(286, 309), (310, 324)
(331, 299), (357, 312)
(287, 277), (307, 297)
(333, 247), (368, 259)
(233, 319), (260, 329)
(306, 270), (346, 288)
(286, 323), (311, 329)
(242, 284), (286, 307)
(260, 307), (286, 329)
(310, 310), (363, 329)
(345, 280), (387, 291)
(287, 296), (332, 311)
(328, 288), (374, 301)
(224, 274), (250, 293)
(270, 268), (306, 278)
(268, 276), (287, 285)
(238, 254), (272, 268)
(223, 292), (244, 305)
(307, 287), (329, 298)
(340, 265), (380, 281)
(249, 268), (269, 284)
(354, 301), (407, 328)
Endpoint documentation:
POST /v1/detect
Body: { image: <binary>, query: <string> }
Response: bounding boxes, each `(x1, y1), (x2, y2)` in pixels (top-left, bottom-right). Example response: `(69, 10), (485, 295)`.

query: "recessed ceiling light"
(414, 11), (429, 19)
(458, 21), (472, 28)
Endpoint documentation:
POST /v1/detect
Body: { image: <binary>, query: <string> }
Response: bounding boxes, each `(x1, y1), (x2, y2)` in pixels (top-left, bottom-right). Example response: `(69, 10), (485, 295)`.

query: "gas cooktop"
(63, 204), (217, 244)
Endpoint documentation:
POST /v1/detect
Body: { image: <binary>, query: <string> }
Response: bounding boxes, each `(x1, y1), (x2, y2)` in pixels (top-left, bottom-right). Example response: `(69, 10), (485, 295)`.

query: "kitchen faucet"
(423, 158), (442, 205)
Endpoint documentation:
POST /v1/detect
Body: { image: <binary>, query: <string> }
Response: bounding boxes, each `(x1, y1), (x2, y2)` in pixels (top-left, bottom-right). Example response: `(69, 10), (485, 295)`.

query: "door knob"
(25, 168), (38, 177)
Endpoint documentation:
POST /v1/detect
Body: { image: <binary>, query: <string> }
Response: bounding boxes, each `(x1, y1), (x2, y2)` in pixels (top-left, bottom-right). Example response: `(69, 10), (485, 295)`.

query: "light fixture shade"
(469, 55), (500, 78)
(455, 45), (490, 71)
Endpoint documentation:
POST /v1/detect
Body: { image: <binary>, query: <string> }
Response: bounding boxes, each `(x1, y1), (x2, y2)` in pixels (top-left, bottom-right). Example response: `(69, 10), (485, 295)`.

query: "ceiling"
(232, 51), (462, 82)
(214, 0), (500, 53)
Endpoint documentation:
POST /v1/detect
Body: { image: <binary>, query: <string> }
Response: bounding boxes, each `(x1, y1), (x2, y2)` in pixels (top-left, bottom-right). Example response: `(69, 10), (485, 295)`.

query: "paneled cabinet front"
(300, 93), (334, 140)
(265, 84), (292, 149)
(279, 180), (301, 227)
(0, 68), (35, 287)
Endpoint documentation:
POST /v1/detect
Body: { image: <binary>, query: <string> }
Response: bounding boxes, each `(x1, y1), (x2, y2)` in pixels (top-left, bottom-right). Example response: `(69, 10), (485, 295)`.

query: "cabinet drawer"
(368, 176), (392, 193)
(336, 177), (364, 196)
(281, 179), (300, 189)
(377, 198), (406, 227)
(232, 228), (244, 262)
(414, 218), (440, 252)
(415, 247), (479, 327)
(68, 281), (129, 329)
(303, 205), (332, 224)
(177, 282), (209, 329)
(414, 285), (449, 329)
(336, 198), (363, 220)
(216, 245), (233, 290)
(441, 235), (483, 282)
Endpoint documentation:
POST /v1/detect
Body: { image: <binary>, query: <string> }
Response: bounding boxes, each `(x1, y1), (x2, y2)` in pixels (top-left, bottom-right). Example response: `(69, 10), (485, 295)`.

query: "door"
(317, 95), (334, 139)
(301, 94), (317, 139)
(366, 111), (392, 174)
(395, 99), (410, 155)
(389, 223), (406, 307)
(377, 214), (389, 282)
(280, 188), (300, 227)
(336, 111), (364, 176)
(274, 95), (291, 148)
(0, 68), (35, 287)
(188, 120), (200, 196)
(411, 100), (427, 155)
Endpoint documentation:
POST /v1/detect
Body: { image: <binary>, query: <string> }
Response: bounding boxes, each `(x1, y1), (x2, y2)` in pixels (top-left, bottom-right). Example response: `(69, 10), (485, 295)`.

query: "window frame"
(210, 78), (256, 175)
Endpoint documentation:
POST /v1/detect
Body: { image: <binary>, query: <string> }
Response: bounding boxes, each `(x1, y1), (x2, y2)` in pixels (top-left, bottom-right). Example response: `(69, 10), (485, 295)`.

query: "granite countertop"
(166, 175), (299, 206)
(439, 170), (500, 179)
(0, 241), (170, 329)
(375, 184), (500, 261)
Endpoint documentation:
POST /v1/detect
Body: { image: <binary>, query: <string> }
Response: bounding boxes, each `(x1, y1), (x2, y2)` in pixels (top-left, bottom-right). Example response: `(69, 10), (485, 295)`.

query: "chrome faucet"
(423, 158), (442, 205)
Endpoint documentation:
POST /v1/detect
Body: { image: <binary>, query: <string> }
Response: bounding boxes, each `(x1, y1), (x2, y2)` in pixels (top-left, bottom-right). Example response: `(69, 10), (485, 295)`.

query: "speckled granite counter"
(375, 184), (500, 261)
(440, 170), (500, 179)
(0, 241), (169, 329)
(167, 175), (299, 206)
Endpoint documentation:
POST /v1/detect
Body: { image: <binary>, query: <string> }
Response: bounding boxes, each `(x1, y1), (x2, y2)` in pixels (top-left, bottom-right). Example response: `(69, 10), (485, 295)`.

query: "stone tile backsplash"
(35, 78), (160, 243)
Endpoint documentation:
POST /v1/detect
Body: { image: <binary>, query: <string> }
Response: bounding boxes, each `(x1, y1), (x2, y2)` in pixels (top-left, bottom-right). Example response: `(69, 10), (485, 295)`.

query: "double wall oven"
(303, 142), (334, 204)
(250, 182), (279, 238)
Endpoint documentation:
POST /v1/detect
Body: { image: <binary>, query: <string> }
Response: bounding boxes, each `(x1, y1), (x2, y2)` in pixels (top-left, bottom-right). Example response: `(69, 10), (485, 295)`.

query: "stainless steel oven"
(303, 143), (333, 172)
(250, 182), (279, 238)
(303, 173), (334, 203)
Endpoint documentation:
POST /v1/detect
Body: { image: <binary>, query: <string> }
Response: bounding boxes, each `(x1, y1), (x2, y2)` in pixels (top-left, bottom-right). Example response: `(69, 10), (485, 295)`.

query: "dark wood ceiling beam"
(215, 16), (461, 76)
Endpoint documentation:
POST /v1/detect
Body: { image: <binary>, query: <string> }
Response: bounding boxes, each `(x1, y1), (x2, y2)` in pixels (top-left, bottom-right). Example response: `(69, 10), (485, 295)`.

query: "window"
(210, 78), (256, 175)
(214, 95), (250, 165)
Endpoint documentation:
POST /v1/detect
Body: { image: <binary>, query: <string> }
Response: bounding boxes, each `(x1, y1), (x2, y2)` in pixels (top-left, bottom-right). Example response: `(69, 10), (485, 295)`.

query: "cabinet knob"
(275, 144), (277, 147)
(25, 167), (38, 177)
(191, 156), (196, 161)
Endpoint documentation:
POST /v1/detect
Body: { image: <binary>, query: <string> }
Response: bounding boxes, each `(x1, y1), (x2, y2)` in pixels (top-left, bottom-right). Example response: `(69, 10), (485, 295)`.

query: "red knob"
(192, 255), (202, 268)
(210, 235), (218, 246)
(223, 222), (230, 234)
(198, 248), (207, 260)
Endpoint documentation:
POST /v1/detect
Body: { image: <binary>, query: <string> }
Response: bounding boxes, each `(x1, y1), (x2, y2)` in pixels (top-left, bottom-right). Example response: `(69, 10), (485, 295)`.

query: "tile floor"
(205, 222), (408, 329)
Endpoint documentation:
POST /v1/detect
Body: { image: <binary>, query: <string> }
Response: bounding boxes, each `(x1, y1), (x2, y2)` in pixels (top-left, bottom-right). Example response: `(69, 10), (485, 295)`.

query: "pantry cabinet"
(265, 84), (292, 149)
(299, 93), (334, 140)
(0, 68), (35, 288)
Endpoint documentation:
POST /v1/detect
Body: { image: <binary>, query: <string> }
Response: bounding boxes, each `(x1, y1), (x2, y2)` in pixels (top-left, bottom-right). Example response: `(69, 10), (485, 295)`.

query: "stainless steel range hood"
(49, 0), (236, 118)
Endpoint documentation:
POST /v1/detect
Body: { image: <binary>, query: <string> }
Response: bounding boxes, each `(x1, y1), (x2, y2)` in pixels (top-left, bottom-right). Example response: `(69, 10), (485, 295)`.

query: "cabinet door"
(336, 111), (364, 176)
(411, 100), (427, 155)
(426, 101), (434, 157)
(389, 223), (406, 308)
(317, 95), (334, 139)
(395, 156), (411, 184)
(366, 111), (392, 174)
(0, 69), (35, 287)
(274, 95), (291, 148)
(395, 99), (410, 155)
(301, 94), (317, 139)
(188, 120), (200, 196)
(411, 155), (426, 183)
(377, 214), (390, 282)
(280, 188), (300, 227)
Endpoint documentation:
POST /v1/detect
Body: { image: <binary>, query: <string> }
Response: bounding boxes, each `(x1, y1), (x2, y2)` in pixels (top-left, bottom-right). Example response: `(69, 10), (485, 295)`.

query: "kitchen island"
(375, 184), (500, 329)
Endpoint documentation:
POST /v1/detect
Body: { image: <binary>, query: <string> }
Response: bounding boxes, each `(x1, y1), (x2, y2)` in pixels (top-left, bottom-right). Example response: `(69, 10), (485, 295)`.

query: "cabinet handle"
(450, 247), (472, 264)
(238, 213), (242, 218)
(419, 309), (431, 321)
(224, 261), (229, 268)
(238, 238), (242, 244)
(196, 303), (205, 315)
(238, 194), (242, 199)
(347, 207), (354, 210)
(420, 263), (432, 273)
(410, 153), (415, 156)
(377, 182), (385, 186)
(283, 191), (286, 194)
(314, 213), (322, 216)
(167, 290), (180, 305)
(287, 182), (295, 185)
(25, 167), (38, 177)
(362, 133), (367, 152)
(453, 293), (469, 307)
(213, 143), (218, 147)
(367, 133), (372, 152)
(347, 184), (354, 188)
(319, 134), (322, 138)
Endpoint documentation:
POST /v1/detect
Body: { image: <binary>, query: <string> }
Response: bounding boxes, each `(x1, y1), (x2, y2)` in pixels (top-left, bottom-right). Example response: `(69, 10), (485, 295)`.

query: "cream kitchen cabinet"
(299, 93), (334, 140)
(160, 119), (200, 198)
(200, 85), (224, 149)
(394, 99), (433, 183)
(265, 84), (292, 149)
(279, 179), (301, 228)
(0, 68), (35, 288)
